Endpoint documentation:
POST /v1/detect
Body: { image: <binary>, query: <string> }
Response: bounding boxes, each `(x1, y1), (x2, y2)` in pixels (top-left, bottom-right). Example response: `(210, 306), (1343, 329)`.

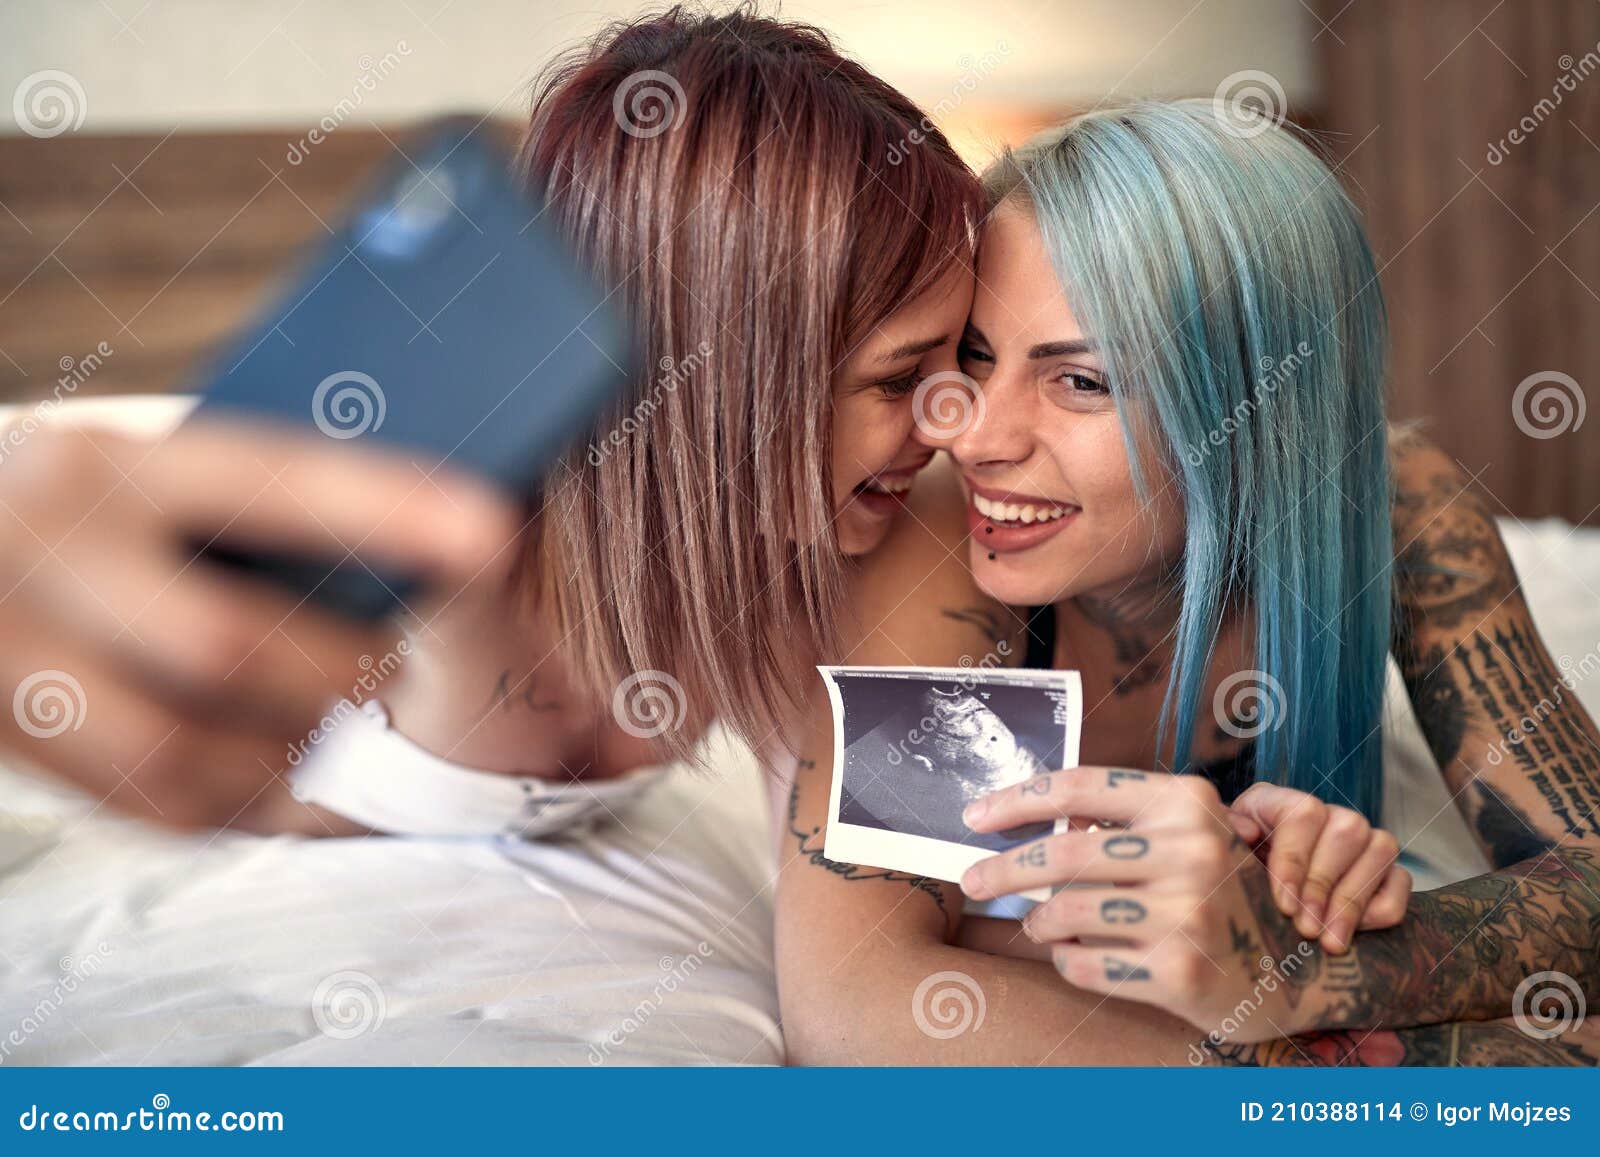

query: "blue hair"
(986, 100), (1392, 819)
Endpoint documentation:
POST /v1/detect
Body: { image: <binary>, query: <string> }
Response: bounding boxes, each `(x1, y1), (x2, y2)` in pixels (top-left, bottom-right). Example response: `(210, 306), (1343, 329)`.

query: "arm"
(779, 747), (1198, 1065)
(0, 423), (515, 833)
(959, 768), (1599, 1064)
(1314, 430), (1600, 1027)
(1203, 431), (1600, 1035)
(1205, 1018), (1600, 1066)
(1390, 427), (1600, 864)
(1260, 846), (1600, 1035)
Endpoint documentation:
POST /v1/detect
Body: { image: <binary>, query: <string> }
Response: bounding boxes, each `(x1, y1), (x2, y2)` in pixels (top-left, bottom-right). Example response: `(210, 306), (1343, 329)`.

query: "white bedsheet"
(0, 730), (782, 1066)
(1, 395), (1597, 1065)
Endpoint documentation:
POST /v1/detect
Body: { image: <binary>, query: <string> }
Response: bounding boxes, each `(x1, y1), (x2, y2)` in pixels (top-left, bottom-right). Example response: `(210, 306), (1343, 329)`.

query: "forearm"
(781, 935), (1200, 1066)
(1390, 431), (1600, 864)
(1205, 1017), (1599, 1066)
(1284, 847), (1600, 1033)
(1402, 609), (1600, 864)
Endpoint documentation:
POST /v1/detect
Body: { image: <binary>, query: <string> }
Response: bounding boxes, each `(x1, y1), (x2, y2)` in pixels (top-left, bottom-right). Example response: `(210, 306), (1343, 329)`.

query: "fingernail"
(960, 865), (992, 900)
(1022, 918), (1041, 943)
(962, 798), (989, 828)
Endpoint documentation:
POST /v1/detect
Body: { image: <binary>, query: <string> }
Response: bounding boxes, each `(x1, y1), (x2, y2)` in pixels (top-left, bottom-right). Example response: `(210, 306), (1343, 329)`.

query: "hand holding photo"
(818, 665), (1082, 892)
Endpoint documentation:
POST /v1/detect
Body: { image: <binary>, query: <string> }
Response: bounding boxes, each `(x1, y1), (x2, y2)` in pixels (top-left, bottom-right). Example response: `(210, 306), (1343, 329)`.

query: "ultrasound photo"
(819, 665), (1082, 889)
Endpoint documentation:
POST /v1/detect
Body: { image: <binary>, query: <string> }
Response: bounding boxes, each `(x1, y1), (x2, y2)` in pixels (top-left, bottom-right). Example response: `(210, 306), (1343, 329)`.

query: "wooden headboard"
(0, 123), (519, 402)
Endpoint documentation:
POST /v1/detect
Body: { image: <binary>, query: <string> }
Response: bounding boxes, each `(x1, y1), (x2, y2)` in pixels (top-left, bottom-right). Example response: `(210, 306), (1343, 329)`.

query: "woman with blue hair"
(778, 99), (1600, 1065)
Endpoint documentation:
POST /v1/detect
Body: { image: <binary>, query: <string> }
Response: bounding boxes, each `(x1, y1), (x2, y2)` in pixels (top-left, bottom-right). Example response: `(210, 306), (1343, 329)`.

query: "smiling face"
(829, 265), (975, 555)
(948, 204), (1186, 606)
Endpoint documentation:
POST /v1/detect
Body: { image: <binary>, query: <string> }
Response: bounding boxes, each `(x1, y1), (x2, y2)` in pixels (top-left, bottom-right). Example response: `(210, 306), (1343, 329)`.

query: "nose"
(947, 367), (1033, 469)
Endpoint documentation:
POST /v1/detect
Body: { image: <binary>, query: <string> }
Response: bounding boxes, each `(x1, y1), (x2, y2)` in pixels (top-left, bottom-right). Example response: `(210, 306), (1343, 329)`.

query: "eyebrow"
(878, 334), (952, 363)
(1027, 339), (1097, 359)
(964, 323), (1097, 360)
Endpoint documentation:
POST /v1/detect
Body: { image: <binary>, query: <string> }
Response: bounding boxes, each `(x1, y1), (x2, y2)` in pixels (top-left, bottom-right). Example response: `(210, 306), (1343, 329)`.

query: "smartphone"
(186, 116), (634, 620)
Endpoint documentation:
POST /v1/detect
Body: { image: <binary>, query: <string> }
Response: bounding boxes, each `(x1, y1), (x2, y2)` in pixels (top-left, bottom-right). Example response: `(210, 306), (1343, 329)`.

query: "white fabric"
(287, 698), (665, 840)
(0, 395), (1597, 1065)
(0, 727), (781, 1066)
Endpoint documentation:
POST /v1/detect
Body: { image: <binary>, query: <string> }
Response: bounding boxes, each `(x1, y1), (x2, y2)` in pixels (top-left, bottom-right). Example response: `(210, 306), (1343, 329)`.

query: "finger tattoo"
(1015, 842), (1048, 868)
(1101, 897), (1147, 924)
(1103, 834), (1150, 860)
(1105, 957), (1152, 982)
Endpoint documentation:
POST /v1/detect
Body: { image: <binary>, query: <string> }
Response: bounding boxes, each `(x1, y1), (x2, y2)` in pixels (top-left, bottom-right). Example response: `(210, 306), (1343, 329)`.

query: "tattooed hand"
(960, 768), (1398, 1041)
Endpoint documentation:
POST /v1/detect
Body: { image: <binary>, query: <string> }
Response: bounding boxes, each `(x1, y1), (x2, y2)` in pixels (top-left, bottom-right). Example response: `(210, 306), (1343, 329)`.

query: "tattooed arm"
(1199, 839), (1600, 1045)
(1170, 433), (1600, 1041)
(1391, 428), (1600, 864)
(1296, 431), (1600, 1028)
(957, 767), (1599, 1064)
(1205, 1018), (1600, 1066)
(1257, 846), (1600, 1037)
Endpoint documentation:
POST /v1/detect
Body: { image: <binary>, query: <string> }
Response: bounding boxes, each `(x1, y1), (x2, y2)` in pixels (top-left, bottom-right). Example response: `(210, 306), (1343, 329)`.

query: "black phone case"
(185, 118), (634, 620)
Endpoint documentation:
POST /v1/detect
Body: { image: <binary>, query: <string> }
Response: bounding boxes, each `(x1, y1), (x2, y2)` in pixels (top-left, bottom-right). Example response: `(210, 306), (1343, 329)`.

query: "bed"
(1, 396), (1596, 1065)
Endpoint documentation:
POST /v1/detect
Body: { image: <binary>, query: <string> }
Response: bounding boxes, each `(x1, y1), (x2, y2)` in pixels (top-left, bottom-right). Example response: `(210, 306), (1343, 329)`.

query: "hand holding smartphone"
(187, 116), (636, 619)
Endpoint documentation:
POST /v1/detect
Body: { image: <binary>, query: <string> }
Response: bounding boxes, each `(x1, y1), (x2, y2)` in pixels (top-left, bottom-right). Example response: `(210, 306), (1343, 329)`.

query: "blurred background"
(2, 0), (1596, 521)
